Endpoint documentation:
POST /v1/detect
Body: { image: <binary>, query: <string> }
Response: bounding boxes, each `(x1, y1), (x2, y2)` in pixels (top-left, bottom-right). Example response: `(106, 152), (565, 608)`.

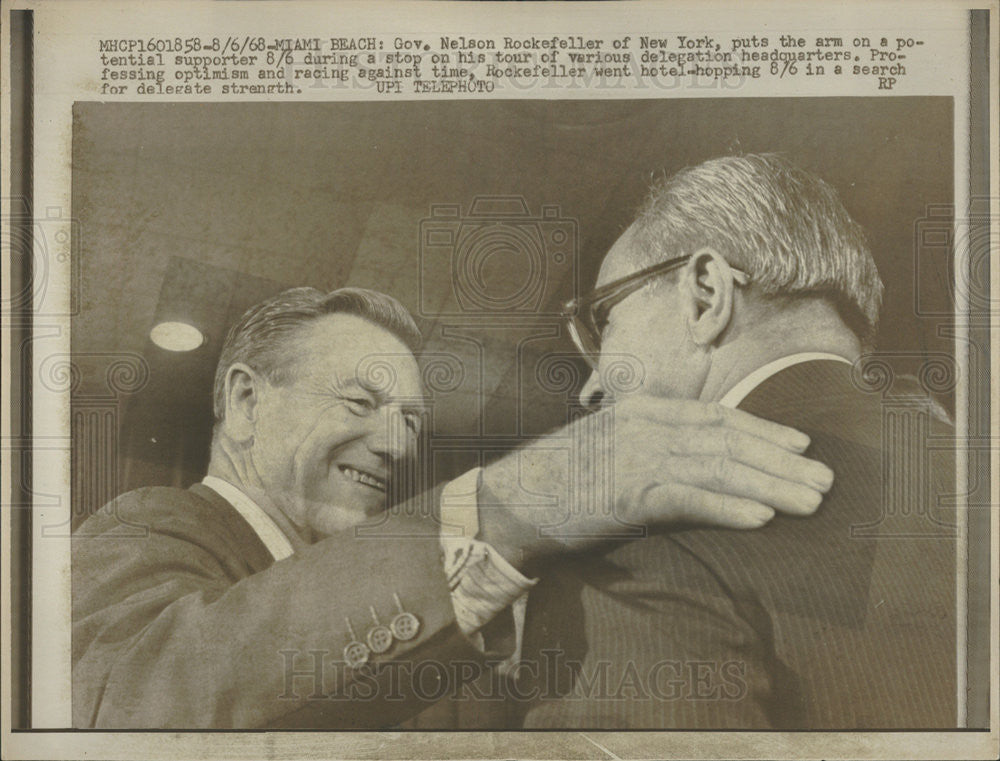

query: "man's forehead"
(291, 315), (421, 382)
(596, 226), (642, 287)
(294, 313), (407, 357)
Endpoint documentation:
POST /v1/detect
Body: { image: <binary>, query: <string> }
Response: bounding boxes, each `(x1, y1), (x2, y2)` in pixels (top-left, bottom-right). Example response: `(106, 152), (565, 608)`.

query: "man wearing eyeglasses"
(505, 153), (957, 729)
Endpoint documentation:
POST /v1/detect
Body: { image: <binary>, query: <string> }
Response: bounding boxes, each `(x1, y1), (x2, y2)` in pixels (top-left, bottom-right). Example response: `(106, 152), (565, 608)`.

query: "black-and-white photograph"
(3, 2), (996, 759)
(65, 97), (968, 729)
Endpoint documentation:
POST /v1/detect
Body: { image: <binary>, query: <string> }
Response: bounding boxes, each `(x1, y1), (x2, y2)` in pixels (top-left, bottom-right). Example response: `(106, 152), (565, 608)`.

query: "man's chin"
(308, 501), (388, 537)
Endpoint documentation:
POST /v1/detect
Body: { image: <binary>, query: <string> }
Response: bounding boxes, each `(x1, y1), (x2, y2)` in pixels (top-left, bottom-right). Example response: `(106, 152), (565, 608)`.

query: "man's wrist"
(476, 512), (531, 572)
(477, 460), (563, 574)
(439, 464), (532, 572)
(439, 468), (537, 642)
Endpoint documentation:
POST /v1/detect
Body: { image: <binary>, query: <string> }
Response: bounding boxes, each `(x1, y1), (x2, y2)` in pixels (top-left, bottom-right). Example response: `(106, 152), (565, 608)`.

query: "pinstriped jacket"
(515, 360), (957, 729)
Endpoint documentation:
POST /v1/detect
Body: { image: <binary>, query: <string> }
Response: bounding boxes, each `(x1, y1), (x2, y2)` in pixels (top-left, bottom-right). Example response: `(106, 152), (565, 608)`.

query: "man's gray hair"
(211, 286), (421, 422)
(630, 153), (884, 344)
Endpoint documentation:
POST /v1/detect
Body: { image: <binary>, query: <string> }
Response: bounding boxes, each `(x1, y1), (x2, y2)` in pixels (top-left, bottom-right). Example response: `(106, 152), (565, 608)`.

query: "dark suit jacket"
(72, 483), (480, 728)
(515, 360), (957, 729)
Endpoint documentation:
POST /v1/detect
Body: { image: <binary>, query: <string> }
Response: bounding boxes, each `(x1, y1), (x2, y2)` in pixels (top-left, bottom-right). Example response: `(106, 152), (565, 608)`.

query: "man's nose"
(366, 406), (410, 461)
(578, 370), (605, 410)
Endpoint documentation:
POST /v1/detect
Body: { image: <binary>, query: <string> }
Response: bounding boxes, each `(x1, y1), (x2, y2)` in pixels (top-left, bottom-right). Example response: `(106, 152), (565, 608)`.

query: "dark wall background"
(71, 97), (954, 727)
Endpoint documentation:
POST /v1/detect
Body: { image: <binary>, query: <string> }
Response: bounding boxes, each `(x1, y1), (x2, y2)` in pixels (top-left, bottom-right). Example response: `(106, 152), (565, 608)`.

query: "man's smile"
(337, 464), (387, 493)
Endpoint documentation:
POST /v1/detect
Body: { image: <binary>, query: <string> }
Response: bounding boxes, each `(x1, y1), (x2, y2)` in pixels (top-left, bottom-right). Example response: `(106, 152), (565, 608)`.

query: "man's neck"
(699, 302), (861, 403)
(206, 442), (315, 548)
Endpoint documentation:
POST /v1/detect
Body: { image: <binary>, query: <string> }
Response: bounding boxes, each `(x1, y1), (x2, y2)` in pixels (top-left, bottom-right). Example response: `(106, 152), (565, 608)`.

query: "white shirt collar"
(201, 476), (295, 562)
(717, 352), (853, 409)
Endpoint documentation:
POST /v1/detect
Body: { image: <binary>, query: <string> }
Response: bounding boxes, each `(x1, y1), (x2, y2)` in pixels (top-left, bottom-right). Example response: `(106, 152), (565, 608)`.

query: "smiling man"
(204, 296), (426, 544)
(72, 285), (833, 728)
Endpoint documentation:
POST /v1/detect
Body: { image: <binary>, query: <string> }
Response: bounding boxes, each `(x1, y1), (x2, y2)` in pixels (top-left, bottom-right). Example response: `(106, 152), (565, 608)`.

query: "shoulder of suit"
(82, 485), (246, 543)
(742, 358), (863, 408)
(743, 358), (954, 446)
(740, 360), (882, 450)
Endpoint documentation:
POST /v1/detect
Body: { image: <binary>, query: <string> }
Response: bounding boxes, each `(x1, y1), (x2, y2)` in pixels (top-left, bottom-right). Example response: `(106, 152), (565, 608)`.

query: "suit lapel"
(188, 483), (277, 574)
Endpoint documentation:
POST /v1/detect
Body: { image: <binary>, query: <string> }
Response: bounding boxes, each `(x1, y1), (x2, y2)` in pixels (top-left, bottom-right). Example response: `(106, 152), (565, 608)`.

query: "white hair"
(631, 153), (884, 345)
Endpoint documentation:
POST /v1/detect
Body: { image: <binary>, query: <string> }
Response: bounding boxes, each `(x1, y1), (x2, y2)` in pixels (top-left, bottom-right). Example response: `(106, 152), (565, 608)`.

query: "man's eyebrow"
(348, 375), (429, 412)
(332, 376), (373, 398)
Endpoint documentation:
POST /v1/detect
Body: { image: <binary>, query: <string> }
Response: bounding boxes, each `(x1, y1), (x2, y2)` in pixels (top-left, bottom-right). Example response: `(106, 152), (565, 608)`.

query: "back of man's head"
(630, 153), (884, 346)
(211, 286), (421, 426)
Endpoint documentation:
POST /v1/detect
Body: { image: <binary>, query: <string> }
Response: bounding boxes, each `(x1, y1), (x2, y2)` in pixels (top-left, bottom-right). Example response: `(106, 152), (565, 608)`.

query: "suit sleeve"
(72, 490), (482, 728)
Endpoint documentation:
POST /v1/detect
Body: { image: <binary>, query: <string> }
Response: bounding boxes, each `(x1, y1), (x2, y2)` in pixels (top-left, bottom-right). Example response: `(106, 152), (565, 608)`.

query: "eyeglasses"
(562, 254), (748, 369)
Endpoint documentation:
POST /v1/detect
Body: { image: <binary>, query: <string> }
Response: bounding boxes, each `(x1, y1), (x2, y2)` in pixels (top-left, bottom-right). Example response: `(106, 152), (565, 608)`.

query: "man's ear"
(681, 247), (737, 347)
(222, 363), (261, 444)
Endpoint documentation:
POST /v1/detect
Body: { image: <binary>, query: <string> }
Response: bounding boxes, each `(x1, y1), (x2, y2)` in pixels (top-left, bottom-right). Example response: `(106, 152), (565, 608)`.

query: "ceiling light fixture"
(149, 320), (205, 352)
